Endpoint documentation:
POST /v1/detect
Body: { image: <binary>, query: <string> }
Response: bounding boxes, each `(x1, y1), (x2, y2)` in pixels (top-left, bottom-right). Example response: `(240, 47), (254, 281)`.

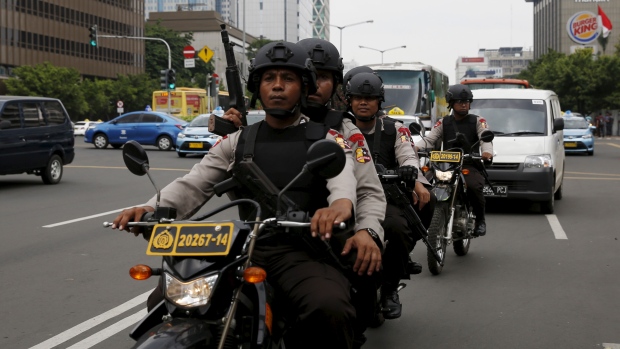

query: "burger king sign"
(567, 11), (599, 44)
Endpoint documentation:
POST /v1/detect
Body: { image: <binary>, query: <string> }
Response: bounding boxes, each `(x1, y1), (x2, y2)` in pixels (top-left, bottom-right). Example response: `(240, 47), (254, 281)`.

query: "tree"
(145, 21), (213, 87)
(246, 37), (274, 61)
(5, 62), (88, 119)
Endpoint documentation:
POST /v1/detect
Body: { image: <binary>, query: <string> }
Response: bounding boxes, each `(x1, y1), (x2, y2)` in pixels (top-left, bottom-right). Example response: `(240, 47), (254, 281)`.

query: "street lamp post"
(329, 20), (373, 56)
(359, 45), (407, 64)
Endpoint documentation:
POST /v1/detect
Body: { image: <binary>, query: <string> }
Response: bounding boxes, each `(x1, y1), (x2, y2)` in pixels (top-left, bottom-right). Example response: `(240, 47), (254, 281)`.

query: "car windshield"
(564, 118), (588, 129)
(470, 99), (548, 136)
(189, 115), (210, 127)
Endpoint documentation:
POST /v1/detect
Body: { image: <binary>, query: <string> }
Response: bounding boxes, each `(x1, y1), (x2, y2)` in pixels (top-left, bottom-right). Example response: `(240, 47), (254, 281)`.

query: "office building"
(147, 11), (256, 86)
(0, 0), (145, 83)
(455, 47), (533, 82)
(312, 0), (330, 40)
(244, 0), (313, 42)
(525, 0), (619, 59)
(145, 0), (216, 19)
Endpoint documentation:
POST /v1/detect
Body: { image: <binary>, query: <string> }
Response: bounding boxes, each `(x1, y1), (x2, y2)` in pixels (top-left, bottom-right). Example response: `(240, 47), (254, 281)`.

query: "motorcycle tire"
(453, 235), (471, 256)
(427, 202), (448, 275)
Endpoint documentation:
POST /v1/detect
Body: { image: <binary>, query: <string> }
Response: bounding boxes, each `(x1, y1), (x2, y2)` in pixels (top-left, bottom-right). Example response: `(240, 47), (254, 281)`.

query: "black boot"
(381, 286), (402, 319)
(473, 221), (486, 237)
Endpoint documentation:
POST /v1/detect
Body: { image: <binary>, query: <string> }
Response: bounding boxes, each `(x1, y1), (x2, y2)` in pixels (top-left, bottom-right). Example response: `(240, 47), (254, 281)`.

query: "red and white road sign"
(183, 45), (195, 59)
(116, 100), (123, 108)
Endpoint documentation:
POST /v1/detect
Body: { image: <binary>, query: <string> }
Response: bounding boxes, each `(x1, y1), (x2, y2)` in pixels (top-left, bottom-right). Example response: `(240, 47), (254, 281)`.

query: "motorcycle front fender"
(131, 318), (216, 349)
(433, 185), (453, 202)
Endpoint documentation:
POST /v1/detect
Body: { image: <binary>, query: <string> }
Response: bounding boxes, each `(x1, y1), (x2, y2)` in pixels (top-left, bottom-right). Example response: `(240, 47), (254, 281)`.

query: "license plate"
(483, 185), (508, 197)
(189, 142), (203, 149)
(564, 142), (577, 148)
(430, 151), (462, 163)
(147, 223), (233, 256)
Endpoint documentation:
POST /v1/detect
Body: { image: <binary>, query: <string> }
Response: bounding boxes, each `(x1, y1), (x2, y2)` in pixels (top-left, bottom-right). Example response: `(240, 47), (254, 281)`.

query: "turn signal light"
(462, 168), (470, 175)
(130, 264), (153, 280)
(421, 165), (429, 173)
(243, 266), (267, 284)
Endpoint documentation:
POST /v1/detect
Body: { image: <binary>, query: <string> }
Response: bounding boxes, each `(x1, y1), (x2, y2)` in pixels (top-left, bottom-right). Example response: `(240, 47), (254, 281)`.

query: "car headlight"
(165, 273), (218, 307)
(582, 134), (592, 139)
(435, 170), (454, 181)
(177, 133), (186, 139)
(208, 134), (220, 139)
(524, 154), (552, 168)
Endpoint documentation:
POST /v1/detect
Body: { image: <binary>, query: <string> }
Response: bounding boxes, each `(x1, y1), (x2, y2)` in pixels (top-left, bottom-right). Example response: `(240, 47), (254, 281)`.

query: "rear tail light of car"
(175, 124), (184, 130)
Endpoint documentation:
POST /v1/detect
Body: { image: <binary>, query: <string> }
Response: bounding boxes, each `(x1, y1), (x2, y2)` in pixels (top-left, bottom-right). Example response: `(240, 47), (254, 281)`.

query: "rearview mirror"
(305, 139), (346, 179)
(122, 140), (149, 176)
(480, 130), (495, 143)
(553, 118), (564, 133)
(409, 122), (423, 135)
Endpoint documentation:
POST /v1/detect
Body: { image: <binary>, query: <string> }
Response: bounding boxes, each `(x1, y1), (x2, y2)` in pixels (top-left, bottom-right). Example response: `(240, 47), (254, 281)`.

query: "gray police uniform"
(144, 114), (358, 349)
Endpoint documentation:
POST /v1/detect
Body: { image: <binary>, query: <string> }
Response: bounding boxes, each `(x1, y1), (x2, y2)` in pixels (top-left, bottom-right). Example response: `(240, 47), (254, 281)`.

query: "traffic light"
(206, 73), (212, 87)
(167, 69), (176, 90)
(160, 69), (168, 90)
(89, 25), (98, 47)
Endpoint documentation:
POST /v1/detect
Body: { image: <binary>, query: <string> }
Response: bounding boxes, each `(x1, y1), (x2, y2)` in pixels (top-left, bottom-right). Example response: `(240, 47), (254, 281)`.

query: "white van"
(470, 89), (565, 213)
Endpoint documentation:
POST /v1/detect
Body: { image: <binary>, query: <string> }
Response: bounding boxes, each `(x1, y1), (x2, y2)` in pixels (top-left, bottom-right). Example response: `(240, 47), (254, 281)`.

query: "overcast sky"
(329, 0), (534, 82)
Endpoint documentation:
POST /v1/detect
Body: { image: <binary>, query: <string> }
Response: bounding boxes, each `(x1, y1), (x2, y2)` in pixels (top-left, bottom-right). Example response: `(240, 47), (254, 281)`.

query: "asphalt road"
(1, 138), (619, 349)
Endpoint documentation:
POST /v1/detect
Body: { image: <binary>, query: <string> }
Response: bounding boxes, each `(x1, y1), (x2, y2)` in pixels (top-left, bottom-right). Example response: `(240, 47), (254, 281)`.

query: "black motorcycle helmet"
(297, 38), (344, 89)
(247, 41), (318, 118)
(446, 84), (474, 107)
(343, 65), (375, 85)
(345, 72), (385, 122)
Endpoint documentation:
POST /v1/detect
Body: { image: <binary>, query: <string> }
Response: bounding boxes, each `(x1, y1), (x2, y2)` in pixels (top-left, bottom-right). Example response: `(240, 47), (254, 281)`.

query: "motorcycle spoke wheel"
(453, 236), (471, 256)
(427, 203), (448, 275)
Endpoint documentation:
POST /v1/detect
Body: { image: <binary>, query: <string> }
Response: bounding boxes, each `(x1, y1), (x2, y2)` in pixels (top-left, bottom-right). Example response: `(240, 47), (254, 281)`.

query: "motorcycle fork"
(443, 177), (459, 244)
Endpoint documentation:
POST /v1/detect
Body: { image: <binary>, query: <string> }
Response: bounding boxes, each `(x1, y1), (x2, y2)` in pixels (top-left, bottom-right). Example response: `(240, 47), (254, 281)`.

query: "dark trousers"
(381, 189), (436, 288)
(464, 165), (486, 224)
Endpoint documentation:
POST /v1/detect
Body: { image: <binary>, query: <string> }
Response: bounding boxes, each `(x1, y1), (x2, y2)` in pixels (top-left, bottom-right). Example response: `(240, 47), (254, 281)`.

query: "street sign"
(116, 100), (123, 108)
(183, 45), (195, 59)
(117, 107), (124, 114)
(184, 59), (195, 68)
(198, 45), (214, 64)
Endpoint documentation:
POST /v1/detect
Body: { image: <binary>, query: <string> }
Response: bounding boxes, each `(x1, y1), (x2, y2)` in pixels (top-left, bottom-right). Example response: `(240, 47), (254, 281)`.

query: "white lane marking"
(28, 290), (151, 349)
(65, 309), (147, 349)
(546, 214), (567, 240)
(43, 205), (142, 228)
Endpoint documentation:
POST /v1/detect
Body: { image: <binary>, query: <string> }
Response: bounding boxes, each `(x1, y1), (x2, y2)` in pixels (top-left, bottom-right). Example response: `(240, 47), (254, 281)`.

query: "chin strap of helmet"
(264, 104), (301, 120)
(302, 100), (329, 122)
(348, 108), (382, 122)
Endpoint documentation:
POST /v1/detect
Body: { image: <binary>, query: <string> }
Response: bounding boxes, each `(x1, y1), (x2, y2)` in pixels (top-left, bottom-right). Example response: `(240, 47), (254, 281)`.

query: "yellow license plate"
(189, 142), (203, 149)
(430, 151), (462, 163)
(564, 142), (577, 148)
(147, 223), (234, 256)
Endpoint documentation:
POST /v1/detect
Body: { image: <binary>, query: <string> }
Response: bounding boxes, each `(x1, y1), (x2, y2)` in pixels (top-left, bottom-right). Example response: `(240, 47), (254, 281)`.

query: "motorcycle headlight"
(435, 170), (454, 181)
(177, 133), (186, 139)
(165, 273), (218, 307)
(524, 154), (552, 168)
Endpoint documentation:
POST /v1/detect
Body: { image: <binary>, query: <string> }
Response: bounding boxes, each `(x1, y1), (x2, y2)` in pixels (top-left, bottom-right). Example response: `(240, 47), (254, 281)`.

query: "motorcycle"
(409, 124), (494, 275)
(104, 139), (348, 348)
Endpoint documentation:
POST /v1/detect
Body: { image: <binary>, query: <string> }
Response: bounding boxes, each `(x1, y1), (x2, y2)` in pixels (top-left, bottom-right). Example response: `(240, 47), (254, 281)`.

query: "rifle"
(208, 24), (248, 136)
(375, 164), (443, 264)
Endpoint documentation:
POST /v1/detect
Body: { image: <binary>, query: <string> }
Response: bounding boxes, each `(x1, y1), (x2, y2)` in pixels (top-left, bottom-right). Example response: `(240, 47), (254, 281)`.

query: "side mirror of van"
(409, 122), (423, 136)
(553, 118), (564, 133)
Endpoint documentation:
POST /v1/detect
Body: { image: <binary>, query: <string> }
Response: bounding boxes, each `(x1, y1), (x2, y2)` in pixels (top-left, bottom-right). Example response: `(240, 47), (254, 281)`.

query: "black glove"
(397, 166), (418, 182)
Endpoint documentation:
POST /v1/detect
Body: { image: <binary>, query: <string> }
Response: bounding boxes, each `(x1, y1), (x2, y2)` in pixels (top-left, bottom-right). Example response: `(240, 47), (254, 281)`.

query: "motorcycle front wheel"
(427, 202), (448, 275)
(453, 235), (471, 256)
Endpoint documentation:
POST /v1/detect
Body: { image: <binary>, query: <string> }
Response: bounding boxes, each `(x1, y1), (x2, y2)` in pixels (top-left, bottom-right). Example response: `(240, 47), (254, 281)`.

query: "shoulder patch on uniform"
(348, 133), (365, 146)
(479, 118), (488, 129)
(355, 147), (372, 163)
(335, 134), (351, 150)
(433, 120), (442, 128)
(212, 135), (225, 148)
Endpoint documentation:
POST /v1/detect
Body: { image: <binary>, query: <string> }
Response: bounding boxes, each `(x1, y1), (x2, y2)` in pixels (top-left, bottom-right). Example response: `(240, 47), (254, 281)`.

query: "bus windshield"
(374, 70), (425, 115)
